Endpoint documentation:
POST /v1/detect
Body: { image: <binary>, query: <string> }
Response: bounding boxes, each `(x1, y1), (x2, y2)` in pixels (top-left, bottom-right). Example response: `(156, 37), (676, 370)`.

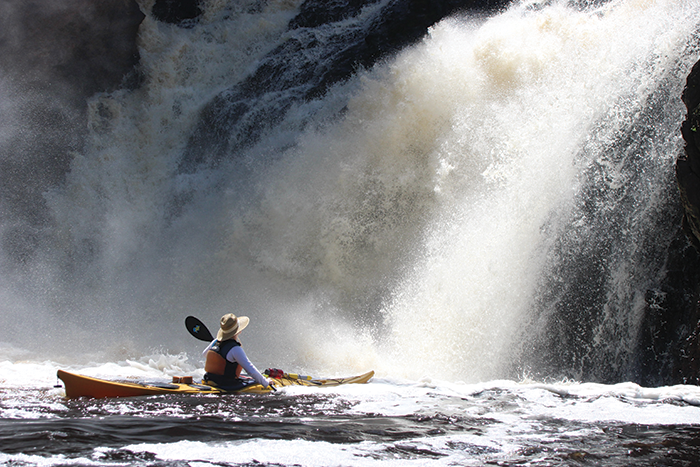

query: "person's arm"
(227, 346), (270, 388)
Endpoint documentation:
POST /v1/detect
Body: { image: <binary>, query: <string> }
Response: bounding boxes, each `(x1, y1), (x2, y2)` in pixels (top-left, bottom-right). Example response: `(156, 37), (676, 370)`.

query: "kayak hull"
(57, 369), (374, 399)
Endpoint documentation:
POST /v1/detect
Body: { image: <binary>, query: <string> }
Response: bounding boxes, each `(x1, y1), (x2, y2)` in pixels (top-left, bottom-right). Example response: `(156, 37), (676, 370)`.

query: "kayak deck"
(57, 369), (374, 399)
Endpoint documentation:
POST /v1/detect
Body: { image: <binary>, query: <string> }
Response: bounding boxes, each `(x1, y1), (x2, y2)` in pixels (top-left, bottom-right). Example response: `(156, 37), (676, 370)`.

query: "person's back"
(203, 313), (271, 390)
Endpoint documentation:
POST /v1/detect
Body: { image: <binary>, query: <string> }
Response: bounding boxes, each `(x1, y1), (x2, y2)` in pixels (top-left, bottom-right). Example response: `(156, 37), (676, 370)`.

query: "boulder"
(152, 0), (202, 26)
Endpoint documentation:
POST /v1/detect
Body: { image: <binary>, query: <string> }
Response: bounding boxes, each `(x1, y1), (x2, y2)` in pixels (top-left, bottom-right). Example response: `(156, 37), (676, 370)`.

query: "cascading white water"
(2, 0), (699, 382)
(374, 0), (700, 380)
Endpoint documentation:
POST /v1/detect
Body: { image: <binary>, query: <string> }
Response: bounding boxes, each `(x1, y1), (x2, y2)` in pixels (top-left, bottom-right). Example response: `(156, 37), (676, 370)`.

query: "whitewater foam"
(1, 0), (699, 386)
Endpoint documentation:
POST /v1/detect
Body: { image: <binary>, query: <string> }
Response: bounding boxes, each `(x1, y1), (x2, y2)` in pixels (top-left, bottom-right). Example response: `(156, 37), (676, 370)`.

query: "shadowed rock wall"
(675, 60), (700, 384)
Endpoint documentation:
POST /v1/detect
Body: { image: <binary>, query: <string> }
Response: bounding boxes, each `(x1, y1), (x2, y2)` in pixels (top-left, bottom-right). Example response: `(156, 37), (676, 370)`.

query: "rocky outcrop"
(637, 231), (700, 386)
(678, 61), (700, 250)
(180, 0), (512, 171)
(152, 0), (202, 26)
(675, 59), (700, 384)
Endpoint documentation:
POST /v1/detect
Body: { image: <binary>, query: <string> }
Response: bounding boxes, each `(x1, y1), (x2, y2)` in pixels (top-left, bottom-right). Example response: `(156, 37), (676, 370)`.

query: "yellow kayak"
(57, 369), (374, 399)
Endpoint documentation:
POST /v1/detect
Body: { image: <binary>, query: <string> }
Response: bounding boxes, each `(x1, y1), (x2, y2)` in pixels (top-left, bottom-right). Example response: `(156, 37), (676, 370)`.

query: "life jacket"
(204, 339), (242, 382)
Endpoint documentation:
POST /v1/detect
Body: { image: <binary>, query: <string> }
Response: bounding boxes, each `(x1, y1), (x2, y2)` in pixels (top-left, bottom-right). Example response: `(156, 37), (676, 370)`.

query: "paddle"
(185, 316), (214, 342)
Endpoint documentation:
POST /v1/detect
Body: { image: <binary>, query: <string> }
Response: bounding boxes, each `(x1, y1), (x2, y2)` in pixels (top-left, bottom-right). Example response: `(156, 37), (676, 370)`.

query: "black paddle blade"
(185, 316), (214, 342)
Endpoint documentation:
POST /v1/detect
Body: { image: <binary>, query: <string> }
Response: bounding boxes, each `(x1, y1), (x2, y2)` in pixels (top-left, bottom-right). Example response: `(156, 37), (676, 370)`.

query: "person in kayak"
(203, 313), (273, 390)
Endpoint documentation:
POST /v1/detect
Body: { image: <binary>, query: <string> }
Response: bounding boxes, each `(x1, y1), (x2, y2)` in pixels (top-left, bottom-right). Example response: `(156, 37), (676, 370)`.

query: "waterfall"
(1, 0), (699, 383)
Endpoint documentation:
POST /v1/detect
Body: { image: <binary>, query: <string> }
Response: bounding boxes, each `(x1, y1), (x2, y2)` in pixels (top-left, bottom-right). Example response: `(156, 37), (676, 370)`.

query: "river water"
(2, 358), (700, 466)
(2, 0), (700, 464)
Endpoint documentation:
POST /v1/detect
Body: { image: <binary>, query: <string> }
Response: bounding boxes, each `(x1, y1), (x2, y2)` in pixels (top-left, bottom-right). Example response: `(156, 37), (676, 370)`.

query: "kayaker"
(203, 313), (273, 390)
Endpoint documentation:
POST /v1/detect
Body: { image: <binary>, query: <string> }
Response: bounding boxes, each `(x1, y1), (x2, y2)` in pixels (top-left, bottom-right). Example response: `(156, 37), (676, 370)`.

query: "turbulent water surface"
(2, 360), (700, 466)
(2, 0), (700, 464)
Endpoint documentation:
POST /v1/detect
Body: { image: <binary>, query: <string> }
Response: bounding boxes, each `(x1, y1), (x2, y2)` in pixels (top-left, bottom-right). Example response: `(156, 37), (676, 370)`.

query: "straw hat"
(217, 313), (250, 341)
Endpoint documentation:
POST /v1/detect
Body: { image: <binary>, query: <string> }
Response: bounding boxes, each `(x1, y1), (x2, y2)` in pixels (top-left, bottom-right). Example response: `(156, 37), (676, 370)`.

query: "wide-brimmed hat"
(217, 313), (250, 341)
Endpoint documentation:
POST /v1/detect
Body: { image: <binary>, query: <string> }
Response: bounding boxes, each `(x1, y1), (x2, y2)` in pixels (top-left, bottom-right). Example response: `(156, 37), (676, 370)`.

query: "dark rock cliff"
(675, 60), (700, 384)
(678, 61), (700, 251)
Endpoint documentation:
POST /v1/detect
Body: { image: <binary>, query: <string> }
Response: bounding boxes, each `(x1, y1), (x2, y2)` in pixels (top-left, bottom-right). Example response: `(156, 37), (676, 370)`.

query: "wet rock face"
(676, 59), (700, 384)
(152, 0), (202, 25)
(180, 0), (512, 171)
(678, 60), (700, 250)
(0, 0), (144, 264)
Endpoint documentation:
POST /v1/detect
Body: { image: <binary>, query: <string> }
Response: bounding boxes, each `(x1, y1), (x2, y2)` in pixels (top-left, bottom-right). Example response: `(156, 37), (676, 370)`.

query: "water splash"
(1, 0), (699, 383)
